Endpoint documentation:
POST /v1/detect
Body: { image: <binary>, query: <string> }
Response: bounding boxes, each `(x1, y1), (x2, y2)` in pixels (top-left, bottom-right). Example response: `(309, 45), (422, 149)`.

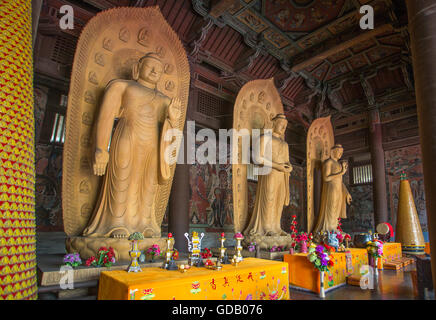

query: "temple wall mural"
(342, 180), (375, 234)
(340, 144), (427, 238)
(385, 145), (427, 234)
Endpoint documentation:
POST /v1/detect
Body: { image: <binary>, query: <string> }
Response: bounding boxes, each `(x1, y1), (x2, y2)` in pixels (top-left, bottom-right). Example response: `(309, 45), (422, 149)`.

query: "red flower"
(172, 250), (179, 260)
(292, 215), (296, 219)
(85, 256), (96, 266)
(328, 260), (334, 267)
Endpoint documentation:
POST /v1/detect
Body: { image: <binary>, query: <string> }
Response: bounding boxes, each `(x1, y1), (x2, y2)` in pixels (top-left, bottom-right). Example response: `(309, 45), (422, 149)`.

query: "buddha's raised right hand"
(93, 148), (109, 176)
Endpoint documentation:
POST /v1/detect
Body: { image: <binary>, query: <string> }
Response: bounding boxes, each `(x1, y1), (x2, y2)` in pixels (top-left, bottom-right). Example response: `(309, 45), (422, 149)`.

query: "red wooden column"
(407, 0), (436, 291)
(168, 126), (190, 253)
(369, 108), (388, 226)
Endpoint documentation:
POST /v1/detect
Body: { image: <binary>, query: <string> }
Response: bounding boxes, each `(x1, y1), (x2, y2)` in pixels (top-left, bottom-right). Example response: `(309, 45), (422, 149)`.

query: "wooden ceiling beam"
(209, 0), (239, 18)
(291, 24), (394, 73)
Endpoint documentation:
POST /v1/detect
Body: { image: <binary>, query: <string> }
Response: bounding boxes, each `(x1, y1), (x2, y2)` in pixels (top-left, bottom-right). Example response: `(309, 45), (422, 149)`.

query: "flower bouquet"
(85, 247), (116, 268)
(307, 243), (335, 298)
(172, 249), (179, 260)
(337, 218), (343, 233)
(290, 215), (298, 250)
(269, 245), (284, 252)
(295, 232), (308, 253)
(63, 253), (82, 268)
(205, 259), (215, 269)
(201, 248), (212, 259)
(367, 240), (383, 258)
(146, 244), (161, 262)
(366, 240), (383, 272)
(247, 242), (256, 252)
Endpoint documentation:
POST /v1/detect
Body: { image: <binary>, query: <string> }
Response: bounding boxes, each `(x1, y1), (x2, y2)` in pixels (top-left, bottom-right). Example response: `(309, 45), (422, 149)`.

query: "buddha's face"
(273, 118), (288, 136)
(331, 147), (343, 159)
(139, 57), (163, 84)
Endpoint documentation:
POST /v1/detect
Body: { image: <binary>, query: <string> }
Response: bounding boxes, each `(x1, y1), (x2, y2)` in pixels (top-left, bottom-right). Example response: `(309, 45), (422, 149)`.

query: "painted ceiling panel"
(263, 0), (346, 33)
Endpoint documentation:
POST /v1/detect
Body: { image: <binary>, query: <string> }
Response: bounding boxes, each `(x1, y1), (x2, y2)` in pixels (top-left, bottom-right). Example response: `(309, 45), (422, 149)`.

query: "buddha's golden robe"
(83, 80), (174, 238)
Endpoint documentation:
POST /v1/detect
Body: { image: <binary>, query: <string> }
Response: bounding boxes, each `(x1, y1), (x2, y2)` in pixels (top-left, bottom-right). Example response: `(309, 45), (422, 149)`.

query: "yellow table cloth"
(284, 249), (368, 294)
(425, 242), (430, 255)
(98, 258), (289, 300)
(377, 242), (402, 269)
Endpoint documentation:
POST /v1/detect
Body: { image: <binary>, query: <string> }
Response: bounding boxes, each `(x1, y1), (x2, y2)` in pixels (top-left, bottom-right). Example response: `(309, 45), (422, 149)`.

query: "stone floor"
(290, 264), (434, 300)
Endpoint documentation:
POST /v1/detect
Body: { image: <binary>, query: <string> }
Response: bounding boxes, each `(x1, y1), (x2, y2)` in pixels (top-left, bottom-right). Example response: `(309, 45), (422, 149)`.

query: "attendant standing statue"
(312, 144), (352, 233)
(232, 79), (293, 250)
(244, 114), (292, 236)
(62, 7), (190, 261)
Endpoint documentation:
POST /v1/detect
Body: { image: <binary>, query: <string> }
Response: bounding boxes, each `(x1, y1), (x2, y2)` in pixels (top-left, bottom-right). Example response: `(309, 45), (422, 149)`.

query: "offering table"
(284, 249), (368, 294)
(378, 243), (402, 269)
(98, 258), (289, 300)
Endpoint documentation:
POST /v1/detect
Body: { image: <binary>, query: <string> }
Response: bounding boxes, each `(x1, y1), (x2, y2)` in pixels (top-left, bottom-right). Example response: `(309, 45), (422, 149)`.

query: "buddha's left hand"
(168, 97), (181, 122)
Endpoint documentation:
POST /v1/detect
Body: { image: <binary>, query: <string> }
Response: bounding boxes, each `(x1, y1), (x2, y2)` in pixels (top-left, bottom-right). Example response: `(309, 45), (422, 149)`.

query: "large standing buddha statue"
(62, 7), (190, 261)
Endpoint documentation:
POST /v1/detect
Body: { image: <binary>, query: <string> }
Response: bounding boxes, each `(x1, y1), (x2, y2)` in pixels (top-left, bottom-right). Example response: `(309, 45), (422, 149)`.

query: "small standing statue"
(127, 232), (144, 273)
(184, 231), (204, 267)
(218, 232), (230, 265)
(313, 144), (352, 233)
(161, 233), (178, 270)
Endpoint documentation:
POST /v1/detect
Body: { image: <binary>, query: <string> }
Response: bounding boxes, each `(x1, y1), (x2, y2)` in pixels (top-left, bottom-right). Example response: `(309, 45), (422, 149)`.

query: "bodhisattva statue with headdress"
(244, 114), (292, 236)
(312, 144), (352, 233)
(62, 7), (190, 261)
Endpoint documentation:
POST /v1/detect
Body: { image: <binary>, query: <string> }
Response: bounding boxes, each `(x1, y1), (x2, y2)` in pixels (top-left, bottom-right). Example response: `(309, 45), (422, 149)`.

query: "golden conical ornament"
(395, 172), (425, 255)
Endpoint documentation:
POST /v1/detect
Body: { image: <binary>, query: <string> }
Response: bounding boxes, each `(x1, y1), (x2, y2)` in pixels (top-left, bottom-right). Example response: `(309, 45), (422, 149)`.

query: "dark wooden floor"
(289, 264), (434, 300)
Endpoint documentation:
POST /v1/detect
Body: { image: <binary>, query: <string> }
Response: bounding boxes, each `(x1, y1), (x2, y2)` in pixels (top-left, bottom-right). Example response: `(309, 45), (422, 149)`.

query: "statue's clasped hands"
(341, 161), (348, 174)
(93, 148), (109, 176)
(282, 162), (293, 173)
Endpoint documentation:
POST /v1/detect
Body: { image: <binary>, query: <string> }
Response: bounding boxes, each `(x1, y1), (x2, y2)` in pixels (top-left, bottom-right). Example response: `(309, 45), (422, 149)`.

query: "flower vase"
(300, 240), (308, 254)
(319, 271), (325, 299)
(289, 248), (295, 255)
(128, 240), (142, 273)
